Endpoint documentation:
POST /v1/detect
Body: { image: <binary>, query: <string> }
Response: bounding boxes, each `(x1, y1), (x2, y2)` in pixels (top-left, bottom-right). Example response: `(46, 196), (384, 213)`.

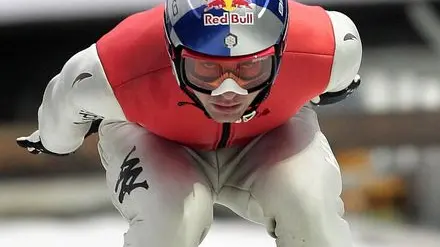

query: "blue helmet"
(164, 0), (289, 57)
(163, 0), (289, 118)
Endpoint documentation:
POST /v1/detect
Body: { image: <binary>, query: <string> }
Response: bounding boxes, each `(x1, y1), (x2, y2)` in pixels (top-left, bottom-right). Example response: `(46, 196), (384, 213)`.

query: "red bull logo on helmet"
(203, 0), (254, 26)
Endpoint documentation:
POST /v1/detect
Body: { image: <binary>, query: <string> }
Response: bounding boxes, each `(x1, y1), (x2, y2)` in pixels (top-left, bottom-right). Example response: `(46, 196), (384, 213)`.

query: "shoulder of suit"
(324, 11), (363, 93)
(68, 44), (127, 121)
(96, 5), (171, 88)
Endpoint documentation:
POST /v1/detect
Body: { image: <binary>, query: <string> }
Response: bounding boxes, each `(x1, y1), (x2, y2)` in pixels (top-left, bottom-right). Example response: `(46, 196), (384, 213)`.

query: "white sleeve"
(38, 44), (126, 154)
(324, 11), (362, 93)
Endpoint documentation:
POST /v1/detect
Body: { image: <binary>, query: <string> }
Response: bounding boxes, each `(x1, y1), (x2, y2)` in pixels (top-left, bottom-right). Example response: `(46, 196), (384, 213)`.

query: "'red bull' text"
(204, 12), (254, 26)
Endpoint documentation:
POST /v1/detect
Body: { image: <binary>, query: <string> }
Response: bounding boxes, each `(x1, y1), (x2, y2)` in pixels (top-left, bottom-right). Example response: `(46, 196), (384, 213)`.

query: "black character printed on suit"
(115, 146), (149, 203)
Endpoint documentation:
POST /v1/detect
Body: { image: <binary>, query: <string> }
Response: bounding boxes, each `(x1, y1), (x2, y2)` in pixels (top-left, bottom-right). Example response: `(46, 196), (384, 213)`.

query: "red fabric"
(96, 1), (335, 150)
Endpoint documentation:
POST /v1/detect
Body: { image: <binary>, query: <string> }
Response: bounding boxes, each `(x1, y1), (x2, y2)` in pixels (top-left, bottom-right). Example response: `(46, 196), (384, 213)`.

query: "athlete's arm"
(19, 44), (126, 155)
(311, 11), (362, 105)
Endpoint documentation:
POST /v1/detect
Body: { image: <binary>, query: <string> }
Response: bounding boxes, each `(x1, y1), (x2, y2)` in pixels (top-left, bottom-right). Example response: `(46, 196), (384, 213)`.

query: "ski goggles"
(180, 47), (276, 95)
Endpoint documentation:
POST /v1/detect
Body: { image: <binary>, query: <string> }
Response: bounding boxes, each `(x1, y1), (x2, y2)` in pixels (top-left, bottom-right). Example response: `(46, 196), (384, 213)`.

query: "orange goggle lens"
(181, 48), (275, 92)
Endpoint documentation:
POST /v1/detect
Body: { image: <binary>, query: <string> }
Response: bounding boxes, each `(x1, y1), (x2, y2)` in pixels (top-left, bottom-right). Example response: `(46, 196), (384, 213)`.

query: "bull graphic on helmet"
(204, 0), (252, 12)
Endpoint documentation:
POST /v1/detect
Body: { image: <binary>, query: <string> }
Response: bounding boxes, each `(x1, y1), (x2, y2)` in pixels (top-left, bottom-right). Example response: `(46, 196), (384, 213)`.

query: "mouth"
(211, 103), (242, 113)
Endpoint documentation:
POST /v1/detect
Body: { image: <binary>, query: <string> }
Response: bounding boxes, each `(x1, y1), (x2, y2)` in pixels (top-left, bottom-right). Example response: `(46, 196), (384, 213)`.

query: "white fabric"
(325, 11), (363, 93)
(37, 44), (126, 154)
(98, 105), (352, 247)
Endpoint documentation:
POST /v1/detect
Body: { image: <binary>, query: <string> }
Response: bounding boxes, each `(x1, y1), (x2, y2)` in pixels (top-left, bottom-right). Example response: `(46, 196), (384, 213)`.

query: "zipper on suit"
(216, 123), (231, 149)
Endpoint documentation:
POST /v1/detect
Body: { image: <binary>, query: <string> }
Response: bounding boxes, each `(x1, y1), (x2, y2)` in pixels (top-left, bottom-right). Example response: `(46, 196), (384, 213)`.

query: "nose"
(211, 78), (248, 96)
(220, 92), (237, 100)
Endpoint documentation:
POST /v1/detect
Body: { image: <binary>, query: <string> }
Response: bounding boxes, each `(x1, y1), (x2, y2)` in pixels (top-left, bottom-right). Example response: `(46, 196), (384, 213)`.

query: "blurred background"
(1, 0), (440, 246)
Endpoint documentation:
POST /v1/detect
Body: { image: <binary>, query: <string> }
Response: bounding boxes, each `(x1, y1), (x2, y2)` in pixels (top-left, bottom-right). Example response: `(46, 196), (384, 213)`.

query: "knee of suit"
(254, 134), (344, 217)
(278, 161), (343, 215)
(116, 181), (214, 226)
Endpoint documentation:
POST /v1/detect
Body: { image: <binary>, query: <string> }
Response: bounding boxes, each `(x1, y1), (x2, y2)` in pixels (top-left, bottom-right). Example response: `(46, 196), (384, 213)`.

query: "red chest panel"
(97, 1), (335, 150)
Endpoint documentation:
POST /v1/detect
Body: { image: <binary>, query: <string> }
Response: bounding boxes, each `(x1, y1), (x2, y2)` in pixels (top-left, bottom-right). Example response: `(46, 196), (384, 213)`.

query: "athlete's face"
(194, 90), (260, 123)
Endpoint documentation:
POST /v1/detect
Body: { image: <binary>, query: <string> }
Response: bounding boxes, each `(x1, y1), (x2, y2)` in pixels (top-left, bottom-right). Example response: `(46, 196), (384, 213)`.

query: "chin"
(209, 113), (242, 123)
(212, 116), (240, 123)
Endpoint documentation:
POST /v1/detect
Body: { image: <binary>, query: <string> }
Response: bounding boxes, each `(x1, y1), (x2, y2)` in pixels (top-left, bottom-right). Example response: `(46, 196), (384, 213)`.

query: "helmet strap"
(243, 84), (272, 117)
(169, 46), (213, 118)
(241, 41), (284, 119)
(179, 83), (212, 118)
